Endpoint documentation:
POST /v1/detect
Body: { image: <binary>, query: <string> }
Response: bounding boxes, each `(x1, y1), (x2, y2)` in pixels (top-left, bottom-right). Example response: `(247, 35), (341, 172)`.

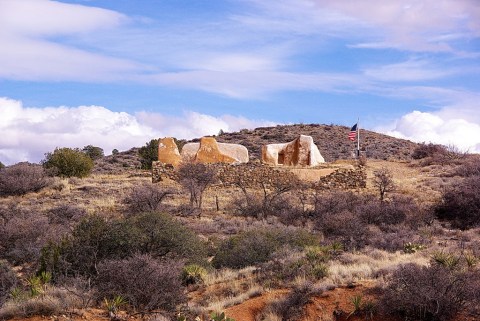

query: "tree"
(123, 184), (175, 213)
(82, 145), (104, 160)
(43, 147), (94, 178)
(138, 139), (159, 169)
(177, 163), (216, 211)
(112, 149), (119, 155)
(0, 162), (5, 170)
(373, 167), (395, 201)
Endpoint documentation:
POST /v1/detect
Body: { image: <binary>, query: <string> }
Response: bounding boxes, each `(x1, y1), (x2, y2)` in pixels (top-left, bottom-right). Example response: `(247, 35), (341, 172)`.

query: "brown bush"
(96, 254), (185, 313)
(317, 210), (369, 251)
(0, 162), (50, 196)
(0, 260), (17, 306)
(123, 184), (175, 214)
(0, 208), (50, 264)
(454, 155), (480, 177)
(46, 205), (87, 226)
(381, 263), (478, 321)
(435, 175), (480, 229)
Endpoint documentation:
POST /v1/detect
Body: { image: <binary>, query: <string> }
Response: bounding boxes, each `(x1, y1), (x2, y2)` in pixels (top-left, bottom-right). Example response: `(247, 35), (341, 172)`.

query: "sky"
(0, 0), (479, 164)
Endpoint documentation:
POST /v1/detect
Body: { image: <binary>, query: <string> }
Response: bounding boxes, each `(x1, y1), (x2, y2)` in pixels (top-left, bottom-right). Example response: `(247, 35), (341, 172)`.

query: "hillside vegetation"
(1, 124), (479, 321)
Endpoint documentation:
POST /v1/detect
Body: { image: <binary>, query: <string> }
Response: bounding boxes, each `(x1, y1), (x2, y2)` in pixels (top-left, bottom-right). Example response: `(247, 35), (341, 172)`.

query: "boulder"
(157, 137), (181, 166)
(181, 137), (249, 164)
(262, 135), (324, 167)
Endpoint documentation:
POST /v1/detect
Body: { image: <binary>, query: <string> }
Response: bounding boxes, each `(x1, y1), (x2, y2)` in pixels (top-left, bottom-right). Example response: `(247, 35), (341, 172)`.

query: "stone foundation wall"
(152, 161), (366, 190)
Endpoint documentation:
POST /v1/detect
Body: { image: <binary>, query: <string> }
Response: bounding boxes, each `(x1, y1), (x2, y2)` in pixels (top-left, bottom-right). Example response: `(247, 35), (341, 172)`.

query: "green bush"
(138, 139), (158, 169)
(43, 148), (93, 178)
(40, 212), (207, 279)
(212, 227), (318, 269)
(82, 145), (104, 161)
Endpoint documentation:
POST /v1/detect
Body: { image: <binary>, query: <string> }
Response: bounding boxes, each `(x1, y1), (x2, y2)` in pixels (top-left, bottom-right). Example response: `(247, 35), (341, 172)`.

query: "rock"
(157, 137), (181, 166)
(181, 137), (249, 164)
(262, 135), (325, 167)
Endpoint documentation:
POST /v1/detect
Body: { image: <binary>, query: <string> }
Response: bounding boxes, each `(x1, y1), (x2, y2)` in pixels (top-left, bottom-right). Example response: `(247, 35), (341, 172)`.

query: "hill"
(94, 124), (418, 173)
(215, 123), (417, 162)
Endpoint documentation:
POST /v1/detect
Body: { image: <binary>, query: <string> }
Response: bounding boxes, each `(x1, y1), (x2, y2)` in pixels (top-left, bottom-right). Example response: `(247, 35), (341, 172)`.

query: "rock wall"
(152, 161), (366, 190)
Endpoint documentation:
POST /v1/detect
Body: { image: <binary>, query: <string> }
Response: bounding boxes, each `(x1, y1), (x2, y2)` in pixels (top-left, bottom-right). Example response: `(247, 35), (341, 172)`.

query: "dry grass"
(325, 248), (429, 285)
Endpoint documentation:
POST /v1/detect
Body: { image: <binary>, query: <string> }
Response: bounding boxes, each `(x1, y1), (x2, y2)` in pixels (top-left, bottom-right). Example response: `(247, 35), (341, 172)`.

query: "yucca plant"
(432, 251), (460, 269)
(104, 295), (127, 319)
(211, 312), (235, 321)
(181, 264), (207, 286)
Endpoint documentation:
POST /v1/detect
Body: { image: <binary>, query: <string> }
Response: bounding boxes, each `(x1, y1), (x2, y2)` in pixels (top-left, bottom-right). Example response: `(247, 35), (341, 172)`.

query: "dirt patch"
(225, 289), (288, 321)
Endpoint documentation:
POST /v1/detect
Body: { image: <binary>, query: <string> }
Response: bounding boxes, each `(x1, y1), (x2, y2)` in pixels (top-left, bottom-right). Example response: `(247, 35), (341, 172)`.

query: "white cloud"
(0, 0), (142, 81)
(380, 109), (480, 153)
(0, 97), (276, 165)
(363, 59), (463, 82)
(242, 0), (480, 53)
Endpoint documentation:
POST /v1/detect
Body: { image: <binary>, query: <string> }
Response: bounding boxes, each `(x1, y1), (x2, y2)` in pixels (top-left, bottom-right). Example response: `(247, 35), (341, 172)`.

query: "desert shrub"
(177, 163), (216, 210)
(124, 184), (175, 214)
(46, 205), (87, 226)
(367, 225), (427, 252)
(138, 138), (158, 169)
(0, 162), (50, 196)
(0, 283), (88, 319)
(232, 173), (300, 220)
(412, 143), (447, 160)
(43, 148), (94, 178)
(312, 190), (364, 216)
(127, 212), (207, 262)
(317, 210), (369, 251)
(0, 260), (18, 306)
(372, 167), (395, 201)
(212, 227), (318, 269)
(435, 175), (480, 229)
(381, 263), (478, 321)
(96, 254), (185, 313)
(261, 282), (321, 321)
(181, 264), (207, 286)
(82, 145), (104, 161)
(0, 208), (50, 264)
(357, 196), (418, 227)
(455, 156), (480, 177)
(259, 246), (329, 287)
(40, 212), (207, 279)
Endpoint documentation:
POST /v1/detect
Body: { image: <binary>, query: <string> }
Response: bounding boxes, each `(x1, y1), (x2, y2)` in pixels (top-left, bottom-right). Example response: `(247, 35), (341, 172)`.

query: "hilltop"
(94, 123), (418, 173)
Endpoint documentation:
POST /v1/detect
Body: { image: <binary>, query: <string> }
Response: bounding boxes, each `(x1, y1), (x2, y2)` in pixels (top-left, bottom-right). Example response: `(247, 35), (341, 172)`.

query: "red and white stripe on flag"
(348, 123), (357, 141)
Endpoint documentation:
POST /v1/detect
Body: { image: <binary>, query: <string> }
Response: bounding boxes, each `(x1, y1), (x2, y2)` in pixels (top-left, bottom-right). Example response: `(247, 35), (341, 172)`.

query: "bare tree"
(124, 183), (175, 214)
(373, 167), (395, 201)
(177, 163), (216, 211)
(233, 170), (300, 220)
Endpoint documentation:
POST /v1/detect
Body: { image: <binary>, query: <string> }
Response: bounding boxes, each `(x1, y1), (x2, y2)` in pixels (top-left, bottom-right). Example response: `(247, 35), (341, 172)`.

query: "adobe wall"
(152, 161), (366, 190)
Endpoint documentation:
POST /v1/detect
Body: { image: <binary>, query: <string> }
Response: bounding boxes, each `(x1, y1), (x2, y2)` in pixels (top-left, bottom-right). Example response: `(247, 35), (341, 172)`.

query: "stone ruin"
(157, 136), (249, 166)
(153, 135), (365, 189)
(262, 135), (325, 167)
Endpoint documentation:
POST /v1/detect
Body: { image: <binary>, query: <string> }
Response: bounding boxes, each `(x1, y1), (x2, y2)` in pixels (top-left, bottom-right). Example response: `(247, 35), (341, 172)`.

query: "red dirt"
(225, 289), (288, 321)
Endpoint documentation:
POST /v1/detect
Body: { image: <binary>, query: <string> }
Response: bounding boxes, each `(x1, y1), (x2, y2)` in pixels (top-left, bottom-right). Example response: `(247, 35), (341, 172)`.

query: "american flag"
(348, 123), (357, 141)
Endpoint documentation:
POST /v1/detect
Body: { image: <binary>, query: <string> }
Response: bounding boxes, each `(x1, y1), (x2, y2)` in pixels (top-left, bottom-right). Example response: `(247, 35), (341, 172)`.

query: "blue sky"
(0, 0), (479, 164)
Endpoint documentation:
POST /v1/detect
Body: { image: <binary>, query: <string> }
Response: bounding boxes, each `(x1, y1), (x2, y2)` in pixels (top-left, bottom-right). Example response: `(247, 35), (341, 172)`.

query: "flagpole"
(357, 117), (360, 158)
